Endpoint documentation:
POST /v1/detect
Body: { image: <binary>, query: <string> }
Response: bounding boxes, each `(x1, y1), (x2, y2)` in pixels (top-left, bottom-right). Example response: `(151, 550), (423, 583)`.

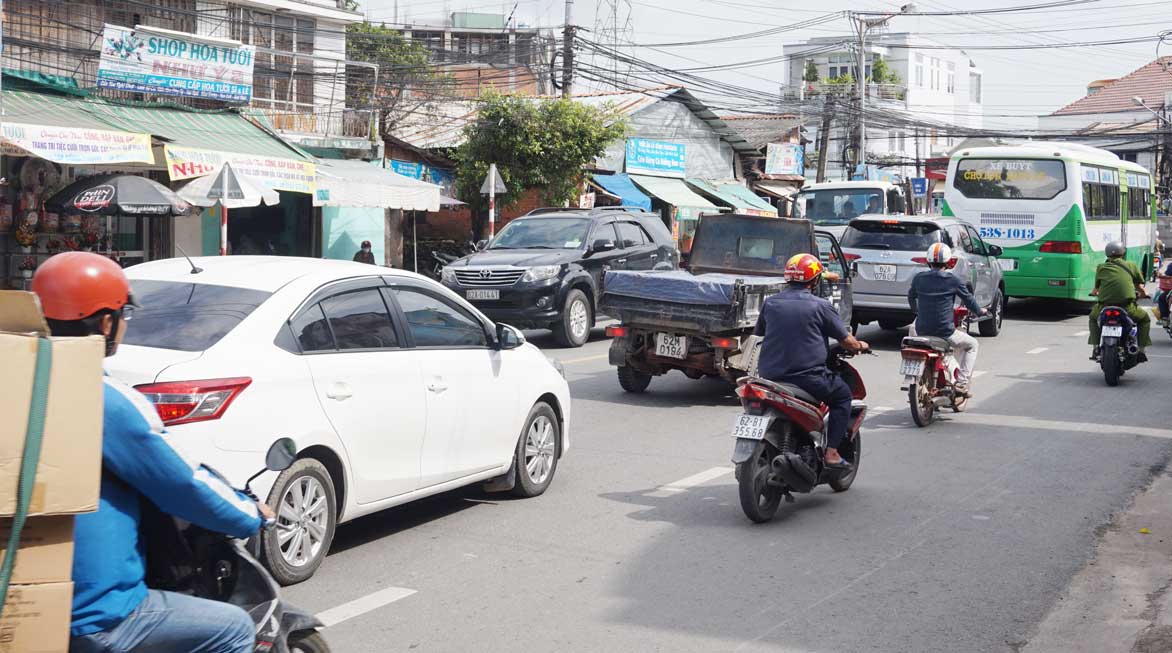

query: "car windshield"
(841, 221), (943, 252)
(794, 189), (886, 225)
(489, 217), (591, 249)
(123, 280), (271, 352)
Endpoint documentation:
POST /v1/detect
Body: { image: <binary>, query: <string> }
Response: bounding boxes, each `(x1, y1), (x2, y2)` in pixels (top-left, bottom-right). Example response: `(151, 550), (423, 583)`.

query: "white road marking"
(650, 466), (733, 497)
(316, 586), (418, 628)
(1025, 347), (1049, 354)
(1074, 330), (1090, 337)
(559, 353), (609, 365)
(972, 370), (988, 378)
(961, 413), (1172, 440)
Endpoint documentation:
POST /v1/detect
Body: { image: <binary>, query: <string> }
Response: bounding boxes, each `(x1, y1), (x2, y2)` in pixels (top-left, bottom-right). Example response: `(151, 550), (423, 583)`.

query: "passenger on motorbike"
(1089, 241), (1150, 360)
(32, 253), (275, 653)
(753, 253), (869, 470)
(907, 243), (986, 395)
(1152, 260), (1172, 324)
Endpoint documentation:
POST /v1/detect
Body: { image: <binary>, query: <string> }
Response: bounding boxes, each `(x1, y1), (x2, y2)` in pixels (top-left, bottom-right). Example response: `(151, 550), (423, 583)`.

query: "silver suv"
(839, 215), (1006, 336)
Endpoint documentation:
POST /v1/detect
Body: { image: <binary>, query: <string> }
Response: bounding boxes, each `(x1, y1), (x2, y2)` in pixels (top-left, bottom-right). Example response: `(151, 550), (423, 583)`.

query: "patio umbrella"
(45, 174), (193, 216)
(177, 162), (280, 256)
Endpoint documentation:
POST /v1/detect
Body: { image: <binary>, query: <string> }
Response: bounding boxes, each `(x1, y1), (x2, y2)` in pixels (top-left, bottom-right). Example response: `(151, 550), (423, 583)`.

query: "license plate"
(873, 264), (897, 281)
(998, 259), (1018, 271)
(1102, 325), (1123, 337)
(656, 333), (688, 359)
(466, 289), (499, 300)
(731, 413), (771, 440)
(899, 358), (925, 376)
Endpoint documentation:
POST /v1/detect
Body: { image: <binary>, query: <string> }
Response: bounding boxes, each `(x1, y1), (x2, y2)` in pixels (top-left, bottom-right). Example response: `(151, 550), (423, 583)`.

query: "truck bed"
(601, 269), (788, 333)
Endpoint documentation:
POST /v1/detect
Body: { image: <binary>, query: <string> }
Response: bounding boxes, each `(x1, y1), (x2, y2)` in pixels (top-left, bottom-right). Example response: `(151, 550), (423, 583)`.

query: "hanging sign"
(1, 123), (154, 165)
(625, 139), (687, 178)
(97, 24), (255, 103)
(765, 143), (804, 176)
(164, 145), (316, 195)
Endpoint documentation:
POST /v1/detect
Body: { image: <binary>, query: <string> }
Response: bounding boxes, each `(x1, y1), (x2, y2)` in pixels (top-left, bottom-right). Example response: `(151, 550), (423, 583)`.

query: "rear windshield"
(794, 188), (886, 225)
(952, 158), (1067, 200)
(123, 280), (271, 352)
(689, 215), (814, 274)
(840, 221), (942, 251)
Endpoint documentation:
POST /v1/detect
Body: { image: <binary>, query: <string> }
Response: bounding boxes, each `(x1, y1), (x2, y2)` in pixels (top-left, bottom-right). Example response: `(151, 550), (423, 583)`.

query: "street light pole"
(1132, 96), (1171, 200)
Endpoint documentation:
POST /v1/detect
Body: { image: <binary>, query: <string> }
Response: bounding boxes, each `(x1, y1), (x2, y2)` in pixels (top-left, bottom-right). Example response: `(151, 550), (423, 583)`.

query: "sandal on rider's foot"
(824, 458), (853, 471)
(1138, 351), (1149, 363)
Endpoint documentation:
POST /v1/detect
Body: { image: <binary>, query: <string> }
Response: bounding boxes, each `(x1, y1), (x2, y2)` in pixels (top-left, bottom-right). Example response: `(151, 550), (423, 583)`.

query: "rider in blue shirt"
(907, 243), (986, 393)
(32, 253), (273, 653)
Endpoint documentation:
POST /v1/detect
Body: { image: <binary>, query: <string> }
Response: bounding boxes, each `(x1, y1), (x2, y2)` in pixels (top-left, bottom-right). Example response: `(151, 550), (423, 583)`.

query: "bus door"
(1121, 185), (1130, 252)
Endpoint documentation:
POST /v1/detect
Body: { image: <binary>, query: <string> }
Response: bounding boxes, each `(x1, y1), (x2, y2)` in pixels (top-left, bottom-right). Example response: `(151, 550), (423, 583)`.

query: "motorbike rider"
(32, 252), (274, 653)
(907, 243), (986, 395)
(754, 253), (869, 470)
(1089, 240), (1151, 360)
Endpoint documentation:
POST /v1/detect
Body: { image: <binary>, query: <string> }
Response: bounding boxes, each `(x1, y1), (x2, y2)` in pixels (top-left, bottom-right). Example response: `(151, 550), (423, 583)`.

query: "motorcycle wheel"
(289, 631), (330, 653)
(1102, 348), (1121, 386)
(909, 374), (936, 427)
(828, 431), (861, 492)
(737, 441), (782, 523)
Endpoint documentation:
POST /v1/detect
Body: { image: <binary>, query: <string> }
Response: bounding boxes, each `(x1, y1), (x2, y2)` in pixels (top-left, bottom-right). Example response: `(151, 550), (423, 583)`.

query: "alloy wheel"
(524, 415), (557, 485)
(569, 299), (590, 340)
(277, 476), (329, 568)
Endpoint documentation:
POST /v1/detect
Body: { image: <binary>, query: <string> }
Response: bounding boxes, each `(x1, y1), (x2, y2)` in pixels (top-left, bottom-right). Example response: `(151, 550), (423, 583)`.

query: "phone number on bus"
(978, 227), (1037, 240)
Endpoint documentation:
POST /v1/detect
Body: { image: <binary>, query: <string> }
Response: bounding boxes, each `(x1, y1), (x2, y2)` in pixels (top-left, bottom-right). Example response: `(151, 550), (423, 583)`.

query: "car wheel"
(262, 458), (337, 586)
(617, 365), (652, 392)
(978, 290), (1004, 337)
(512, 402), (560, 497)
(554, 289), (592, 347)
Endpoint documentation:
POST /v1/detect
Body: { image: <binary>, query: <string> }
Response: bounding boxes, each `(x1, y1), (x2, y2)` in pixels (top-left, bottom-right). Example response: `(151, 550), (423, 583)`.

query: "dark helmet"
(1105, 241), (1125, 258)
(361, 240), (372, 248)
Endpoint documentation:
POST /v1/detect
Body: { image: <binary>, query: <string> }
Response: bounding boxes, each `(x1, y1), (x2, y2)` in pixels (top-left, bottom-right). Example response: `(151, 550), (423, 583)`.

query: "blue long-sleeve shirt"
(907, 269), (982, 337)
(71, 377), (263, 636)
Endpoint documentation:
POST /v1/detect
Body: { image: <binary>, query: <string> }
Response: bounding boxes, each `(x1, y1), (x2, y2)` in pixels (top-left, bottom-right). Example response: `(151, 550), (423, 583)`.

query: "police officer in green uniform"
(1089, 241), (1151, 360)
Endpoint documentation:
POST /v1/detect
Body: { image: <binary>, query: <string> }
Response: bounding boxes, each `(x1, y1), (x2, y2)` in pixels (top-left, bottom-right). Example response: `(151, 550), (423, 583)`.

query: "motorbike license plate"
(873, 264), (897, 282)
(899, 358), (925, 377)
(466, 289), (499, 300)
(656, 333), (688, 359)
(730, 413), (771, 440)
(1102, 325), (1123, 337)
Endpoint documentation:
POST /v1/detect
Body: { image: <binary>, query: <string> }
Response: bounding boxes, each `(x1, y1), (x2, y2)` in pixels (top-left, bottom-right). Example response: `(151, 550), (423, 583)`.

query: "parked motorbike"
(900, 307), (970, 427)
(1095, 305), (1142, 386)
(730, 346), (870, 523)
(142, 439), (330, 653)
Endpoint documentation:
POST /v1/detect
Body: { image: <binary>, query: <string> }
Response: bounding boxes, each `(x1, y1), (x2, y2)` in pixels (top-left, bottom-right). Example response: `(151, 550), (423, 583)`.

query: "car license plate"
(466, 289), (499, 300)
(656, 333), (687, 359)
(873, 264), (897, 281)
(1102, 325), (1123, 337)
(731, 413), (771, 440)
(998, 259), (1018, 271)
(899, 358), (925, 376)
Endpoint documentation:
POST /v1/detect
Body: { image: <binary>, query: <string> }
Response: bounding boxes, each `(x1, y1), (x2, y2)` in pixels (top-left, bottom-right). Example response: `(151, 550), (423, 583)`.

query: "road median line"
(316, 586), (418, 628)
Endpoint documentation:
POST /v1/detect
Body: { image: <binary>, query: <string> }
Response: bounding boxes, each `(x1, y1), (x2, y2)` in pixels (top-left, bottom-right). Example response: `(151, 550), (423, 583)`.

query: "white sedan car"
(108, 256), (571, 584)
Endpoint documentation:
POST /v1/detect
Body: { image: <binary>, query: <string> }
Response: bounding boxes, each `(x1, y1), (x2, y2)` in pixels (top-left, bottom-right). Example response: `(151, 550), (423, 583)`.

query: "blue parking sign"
(911, 177), (928, 197)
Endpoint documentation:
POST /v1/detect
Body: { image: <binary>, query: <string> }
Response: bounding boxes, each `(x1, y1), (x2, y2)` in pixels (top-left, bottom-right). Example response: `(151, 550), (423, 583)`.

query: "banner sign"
(383, 159), (456, 196)
(0, 123), (154, 165)
(625, 138), (686, 178)
(765, 143), (803, 176)
(164, 145), (315, 194)
(389, 159), (423, 179)
(98, 24), (255, 103)
(911, 177), (928, 197)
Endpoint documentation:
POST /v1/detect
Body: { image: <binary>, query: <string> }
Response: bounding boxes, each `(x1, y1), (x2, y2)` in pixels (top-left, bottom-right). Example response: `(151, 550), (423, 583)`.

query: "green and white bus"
(943, 143), (1156, 302)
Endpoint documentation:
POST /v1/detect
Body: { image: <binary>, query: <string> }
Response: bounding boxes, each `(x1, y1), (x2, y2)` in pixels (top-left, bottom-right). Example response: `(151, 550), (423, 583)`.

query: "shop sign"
(0, 123), (154, 165)
(765, 143), (803, 176)
(625, 139), (686, 178)
(389, 159), (423, 179)
(97, 24), (255, 103)
(164, 145), (316, 194)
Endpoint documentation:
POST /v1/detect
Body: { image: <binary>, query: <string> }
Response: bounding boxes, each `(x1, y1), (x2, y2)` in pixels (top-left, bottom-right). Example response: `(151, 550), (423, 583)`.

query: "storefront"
(628, 174), (722, 253)
(590, 173), (652, 211)
(686, 179), (778, 217)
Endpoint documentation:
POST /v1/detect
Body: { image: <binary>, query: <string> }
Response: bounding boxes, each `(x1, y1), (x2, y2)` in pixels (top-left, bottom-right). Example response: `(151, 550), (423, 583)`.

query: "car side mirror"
(495, 323), (525, 350)
(265, 438), (297, 472)
(986, 244), (1003, 257)
(588, 239), (616, 256)
(475, 239), (488, 251)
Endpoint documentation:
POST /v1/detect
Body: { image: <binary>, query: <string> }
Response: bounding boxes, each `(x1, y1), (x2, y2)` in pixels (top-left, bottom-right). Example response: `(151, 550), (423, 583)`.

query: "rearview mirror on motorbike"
(265, 438), (297, 472)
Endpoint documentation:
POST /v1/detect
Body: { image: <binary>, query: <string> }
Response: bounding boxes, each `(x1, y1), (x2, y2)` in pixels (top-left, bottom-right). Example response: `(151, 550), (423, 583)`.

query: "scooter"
(1095, 306), (1142, 386)
(730, 346), (870, 523)
(141, 439), (330, 653)
(899, 306), (970, 427)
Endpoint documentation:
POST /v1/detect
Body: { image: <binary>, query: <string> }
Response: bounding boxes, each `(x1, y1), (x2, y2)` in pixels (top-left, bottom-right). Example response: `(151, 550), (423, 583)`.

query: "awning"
(629, 174), (719, 220)
(314, 158), (441, 211)
(0, 89), (154, 165)
(687, 179), (777, 217)
(585, 178), (622, 203)
(754, 180), (802, 200)
(590, 173), (651, 211)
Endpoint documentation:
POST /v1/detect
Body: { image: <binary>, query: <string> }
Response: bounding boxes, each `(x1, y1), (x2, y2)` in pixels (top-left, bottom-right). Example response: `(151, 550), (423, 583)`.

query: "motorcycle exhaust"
(771, 453), (817, 493)
(1127, 342), (1139, 355)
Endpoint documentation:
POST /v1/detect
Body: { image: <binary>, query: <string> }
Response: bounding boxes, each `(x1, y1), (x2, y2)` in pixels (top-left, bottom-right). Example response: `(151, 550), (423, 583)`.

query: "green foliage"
(869, 57), (900, 85)
(345, 22), (453, 134)
(827, 72), (854, 86)
(453, 93), (628, 225)
(802, 60), (820, 83)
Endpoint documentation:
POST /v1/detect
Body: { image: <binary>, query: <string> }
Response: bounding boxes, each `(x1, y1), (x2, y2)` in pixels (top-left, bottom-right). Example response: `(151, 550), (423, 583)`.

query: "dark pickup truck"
(600, 214), (854, 392)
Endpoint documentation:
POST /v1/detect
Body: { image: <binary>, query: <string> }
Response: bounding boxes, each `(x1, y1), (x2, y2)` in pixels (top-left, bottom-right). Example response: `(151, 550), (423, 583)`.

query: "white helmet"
(925, 242), (952, 265)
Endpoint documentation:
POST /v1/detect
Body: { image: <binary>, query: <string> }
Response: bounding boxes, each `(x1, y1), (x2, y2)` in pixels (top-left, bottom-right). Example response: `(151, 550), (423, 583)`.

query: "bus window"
(1083, 166), (1120, 221)
(953, 159), (1066, 200)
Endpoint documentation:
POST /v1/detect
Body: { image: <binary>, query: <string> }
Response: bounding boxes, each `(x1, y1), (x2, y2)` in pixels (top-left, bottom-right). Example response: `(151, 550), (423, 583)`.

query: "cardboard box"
(0, 291), (104, 516)
(0, 517), (74, 585)
(0, 582), (72, 653)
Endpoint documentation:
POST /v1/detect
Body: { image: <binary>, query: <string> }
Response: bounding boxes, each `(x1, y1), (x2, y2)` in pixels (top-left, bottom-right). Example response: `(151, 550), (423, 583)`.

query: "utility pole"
(561, 0), (574, 98)
(816, 96), (834, 183)
(914, 127), (922, 213)
(853, 18), (867, 178)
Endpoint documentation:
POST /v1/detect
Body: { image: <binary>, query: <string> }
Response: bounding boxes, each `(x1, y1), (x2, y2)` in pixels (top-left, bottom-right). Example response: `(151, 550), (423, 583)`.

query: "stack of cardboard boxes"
(0, 292), (105, 653)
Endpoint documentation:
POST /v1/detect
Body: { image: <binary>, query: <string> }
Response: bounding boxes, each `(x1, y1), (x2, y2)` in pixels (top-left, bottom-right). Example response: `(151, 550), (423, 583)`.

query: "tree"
(453, 93), (628, 237)
(869, 57), (900, 85)
(802, 60), (820, 83)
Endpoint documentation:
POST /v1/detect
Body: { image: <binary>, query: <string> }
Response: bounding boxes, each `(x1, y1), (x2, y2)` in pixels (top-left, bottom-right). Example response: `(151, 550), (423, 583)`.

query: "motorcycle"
(1095, 305), (1142, 386)
(900, 306), (970, 427)
(142, 439), (330, 653)
(730, 346), (870, 523)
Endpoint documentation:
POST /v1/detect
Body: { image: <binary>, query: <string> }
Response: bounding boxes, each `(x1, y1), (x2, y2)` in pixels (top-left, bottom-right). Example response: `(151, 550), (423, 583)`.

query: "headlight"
(440, 267), (457, 284)
(522, 265), (561, 283)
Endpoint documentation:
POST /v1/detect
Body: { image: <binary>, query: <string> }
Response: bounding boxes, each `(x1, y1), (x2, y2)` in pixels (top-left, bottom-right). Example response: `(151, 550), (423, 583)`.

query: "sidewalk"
(1023, 465), (1172, 652)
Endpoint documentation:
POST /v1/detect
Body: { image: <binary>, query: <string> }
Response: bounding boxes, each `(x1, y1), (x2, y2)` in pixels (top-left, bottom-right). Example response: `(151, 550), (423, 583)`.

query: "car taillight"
(135, 377), (252, 426)
(910, 256), (957, 269)
(1039, 241), (1082, 254)
(843, 253), (862, 262)
(605, 325), (628, 338)
(911, 257), (927, 264)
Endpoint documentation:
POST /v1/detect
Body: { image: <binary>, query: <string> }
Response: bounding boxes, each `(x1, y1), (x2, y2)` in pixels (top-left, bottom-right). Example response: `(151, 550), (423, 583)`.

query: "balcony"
(249, 106), (379, 152)
(781, 82), (907, 102)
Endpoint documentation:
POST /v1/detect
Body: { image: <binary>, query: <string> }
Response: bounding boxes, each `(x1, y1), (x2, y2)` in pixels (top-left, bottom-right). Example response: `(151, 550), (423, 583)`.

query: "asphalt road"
(284, 299), (1172, 652)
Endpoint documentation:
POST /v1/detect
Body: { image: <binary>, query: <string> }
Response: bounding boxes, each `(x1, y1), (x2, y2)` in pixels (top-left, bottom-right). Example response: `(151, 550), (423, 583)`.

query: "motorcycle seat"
(902, 335), (951, 352)
(748, 377), (820, 405)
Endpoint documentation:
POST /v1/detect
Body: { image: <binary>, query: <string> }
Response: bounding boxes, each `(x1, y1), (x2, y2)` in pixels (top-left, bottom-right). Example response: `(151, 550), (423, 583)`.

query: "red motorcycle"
(731, 346), (870, 523)
(899, 307), (969, 427)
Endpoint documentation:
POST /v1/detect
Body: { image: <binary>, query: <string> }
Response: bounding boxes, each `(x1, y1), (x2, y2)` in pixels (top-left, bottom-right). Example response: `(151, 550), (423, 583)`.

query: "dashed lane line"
(316, 586), (418, 628)
(649, 466), (734, 498)
(1025, 347), (1049, 354)
(959, 413), (1172, 440)
(558, 353), (610, 365)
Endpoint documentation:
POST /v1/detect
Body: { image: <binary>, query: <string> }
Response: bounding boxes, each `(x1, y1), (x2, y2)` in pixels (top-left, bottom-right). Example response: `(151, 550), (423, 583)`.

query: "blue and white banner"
(97, 24), (255, 103)
(765, 143), (803, 176)
(625, 138), (687, 178)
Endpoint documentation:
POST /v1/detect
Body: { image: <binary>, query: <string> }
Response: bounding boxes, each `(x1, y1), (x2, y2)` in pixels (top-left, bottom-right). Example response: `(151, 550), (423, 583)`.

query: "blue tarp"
(603, 269), (789, 306)
(592, 173), (652, 211)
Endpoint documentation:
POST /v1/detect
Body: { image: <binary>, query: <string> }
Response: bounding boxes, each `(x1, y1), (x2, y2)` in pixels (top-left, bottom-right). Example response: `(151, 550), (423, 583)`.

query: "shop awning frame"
(686, 178), (777, 216)
(628, 174), (720, 216)
(315, 158), (441, 211)
(590, 173), (651, 211)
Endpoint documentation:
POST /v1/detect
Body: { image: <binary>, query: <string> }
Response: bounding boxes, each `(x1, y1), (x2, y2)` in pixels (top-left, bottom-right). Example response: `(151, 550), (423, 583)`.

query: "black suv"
(440, 207), (679, 347)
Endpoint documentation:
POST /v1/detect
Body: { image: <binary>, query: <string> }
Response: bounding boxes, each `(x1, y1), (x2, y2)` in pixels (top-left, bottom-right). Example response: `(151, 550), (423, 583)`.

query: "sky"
(356, 0), (1171, 130)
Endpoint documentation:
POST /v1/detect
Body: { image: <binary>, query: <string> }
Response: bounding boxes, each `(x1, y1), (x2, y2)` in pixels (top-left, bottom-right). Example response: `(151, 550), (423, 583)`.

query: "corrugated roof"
(1051, 57), (1172, 116)
(717, 115), (803, 150)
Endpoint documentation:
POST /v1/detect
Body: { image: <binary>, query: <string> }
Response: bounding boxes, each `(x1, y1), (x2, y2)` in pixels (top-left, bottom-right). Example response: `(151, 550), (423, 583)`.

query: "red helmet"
(32, 252), (133, 321)
(784, 253), (824, 283)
